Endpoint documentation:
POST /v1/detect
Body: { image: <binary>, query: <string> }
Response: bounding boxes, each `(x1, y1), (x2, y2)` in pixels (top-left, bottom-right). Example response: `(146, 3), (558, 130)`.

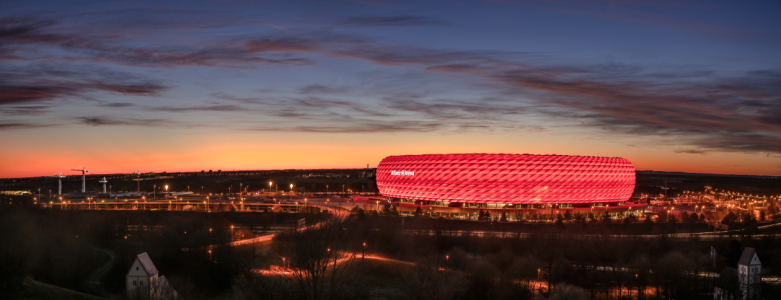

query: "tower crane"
(71, 165), (89, 193)
(47, 172), (67, 196)
(132, 168), (142, 193)
(100, 177), (108, 194)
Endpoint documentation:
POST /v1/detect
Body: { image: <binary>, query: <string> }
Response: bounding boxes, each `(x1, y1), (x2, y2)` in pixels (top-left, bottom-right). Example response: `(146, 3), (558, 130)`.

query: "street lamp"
(165, 185), (168, 197)
(362, 242), (366, 259)
(290, 184), (294, 201)
(153, 184), (156, 201)
(231, 225), (234, 241)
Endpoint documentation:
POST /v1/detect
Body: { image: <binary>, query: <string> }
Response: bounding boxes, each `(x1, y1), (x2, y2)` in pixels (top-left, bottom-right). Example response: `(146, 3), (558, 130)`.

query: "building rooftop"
(137, 252), (159, 275)
(738, 247), (757, 266)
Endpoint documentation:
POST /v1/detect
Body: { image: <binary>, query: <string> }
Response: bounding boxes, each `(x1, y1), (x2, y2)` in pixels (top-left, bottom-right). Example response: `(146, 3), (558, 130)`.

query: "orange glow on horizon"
(1, 129), (778, 178)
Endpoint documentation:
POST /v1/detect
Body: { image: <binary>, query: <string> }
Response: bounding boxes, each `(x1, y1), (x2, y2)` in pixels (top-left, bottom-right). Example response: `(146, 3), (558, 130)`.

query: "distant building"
(738, 247), (761, 300)
(714, 247), (761, 300)
(126, 252), (177, 299)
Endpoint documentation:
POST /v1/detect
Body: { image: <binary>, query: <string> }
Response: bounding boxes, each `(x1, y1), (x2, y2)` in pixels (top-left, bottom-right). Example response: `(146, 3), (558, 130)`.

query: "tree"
(488, 248), (516, 284)
(482, 211), (492, 221)
(500, 212), (508, 222)
(404, 262), (467, 300)
(654, 251), (694, 300)
(680, 211), (690, 223)
(273, 219), (361, 300)
(722, 211), (737, 224)
(563, 210), (572, 221)
(414, 206), (423, 217)
(555, 214), (564, 228)
(549, 283), (588, 300)
(352, 206), (365, 220)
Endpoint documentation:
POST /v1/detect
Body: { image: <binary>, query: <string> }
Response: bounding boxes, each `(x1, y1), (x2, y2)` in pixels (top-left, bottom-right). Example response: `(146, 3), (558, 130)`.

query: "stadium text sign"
(391, 170), (415, 176)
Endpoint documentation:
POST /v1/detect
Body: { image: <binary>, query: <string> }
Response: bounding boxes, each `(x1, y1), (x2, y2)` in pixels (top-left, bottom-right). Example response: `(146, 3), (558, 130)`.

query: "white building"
(126, 252), (177, 300)
(737, 247), (761, 300)
(715, 247), (762, 300)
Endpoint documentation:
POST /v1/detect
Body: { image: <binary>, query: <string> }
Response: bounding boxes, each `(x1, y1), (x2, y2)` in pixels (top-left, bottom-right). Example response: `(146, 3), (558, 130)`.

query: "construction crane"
(47, 172), (67, 196)
(663, 178), (683, 199)
(100, 177), (108, 194)
(71, 165), (89, 193)
(132, 168), (142, 193)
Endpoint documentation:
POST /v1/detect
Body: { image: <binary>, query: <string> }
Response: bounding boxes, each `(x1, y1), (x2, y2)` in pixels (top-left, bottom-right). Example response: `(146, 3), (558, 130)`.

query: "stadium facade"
(376, 153), (644, 219)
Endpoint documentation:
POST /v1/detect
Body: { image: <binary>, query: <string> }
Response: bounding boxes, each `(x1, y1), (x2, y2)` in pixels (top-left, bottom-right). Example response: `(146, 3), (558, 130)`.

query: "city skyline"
(2, 0), (781, 178)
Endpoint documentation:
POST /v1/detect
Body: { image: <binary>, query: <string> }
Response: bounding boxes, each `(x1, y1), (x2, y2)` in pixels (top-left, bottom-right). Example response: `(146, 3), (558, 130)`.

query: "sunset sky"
(2, 0), (780, 178)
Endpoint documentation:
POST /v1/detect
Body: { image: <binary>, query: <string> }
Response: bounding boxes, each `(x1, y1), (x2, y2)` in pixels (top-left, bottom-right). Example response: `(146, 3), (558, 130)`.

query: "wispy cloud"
(245, 120), (445, 133)
(78, 116), (169, 126)
(153, 104), (245, 112)
(0, 105), (52, 116)
(0, 16), (315, 69)
(100, 102), (135, 108)
(0, 64), (167, 105)
(674, 149), (708, 154)
(336, 15), (449, 27)
(1, 11), (780, 154)
(0, 122), (54, 130)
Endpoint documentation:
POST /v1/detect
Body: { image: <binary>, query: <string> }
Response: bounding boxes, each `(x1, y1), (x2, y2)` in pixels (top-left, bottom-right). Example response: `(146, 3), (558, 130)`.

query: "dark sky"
(1, 0), (780, 177)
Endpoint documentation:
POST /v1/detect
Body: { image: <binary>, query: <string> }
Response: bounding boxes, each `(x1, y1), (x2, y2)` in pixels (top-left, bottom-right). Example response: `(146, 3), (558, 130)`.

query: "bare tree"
(273, 219), (361, 300)
(403, 262), (467, 300)
(129, 275), (178, 300)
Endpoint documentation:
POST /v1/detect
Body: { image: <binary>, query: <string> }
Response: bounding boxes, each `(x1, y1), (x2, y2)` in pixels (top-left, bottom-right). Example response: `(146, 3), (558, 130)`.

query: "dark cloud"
(0, 64), (167, 105)
(0, 85), (69, 105)
(337, 15), (449, 27)
(154, 105), (245, 112)
(78, 117), (168, 126)
(0, 105), (51, 115)
(298, 85), (348, 95)
(0, 16), (315, 68)
(382, 97), (528, 120)
(101, 102), (134, 108)
(2, 14), (780, 154)
(0, 122), (53, 129)
(674, 149), (708, 154)
(246, 120), (444, 133)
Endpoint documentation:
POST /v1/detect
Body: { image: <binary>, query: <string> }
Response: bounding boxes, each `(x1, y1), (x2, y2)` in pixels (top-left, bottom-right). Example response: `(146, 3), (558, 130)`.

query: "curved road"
(83, 247), (118, 298)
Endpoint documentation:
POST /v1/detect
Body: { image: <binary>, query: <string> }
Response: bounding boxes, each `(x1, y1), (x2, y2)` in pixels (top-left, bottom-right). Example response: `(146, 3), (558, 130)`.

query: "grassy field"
(15, 279), (106, 300)
(349, 258), (414, 300)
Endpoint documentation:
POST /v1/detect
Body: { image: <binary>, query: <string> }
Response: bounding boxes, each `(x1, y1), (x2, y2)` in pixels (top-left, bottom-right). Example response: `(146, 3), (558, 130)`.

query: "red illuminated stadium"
(376, 154), (642, 216)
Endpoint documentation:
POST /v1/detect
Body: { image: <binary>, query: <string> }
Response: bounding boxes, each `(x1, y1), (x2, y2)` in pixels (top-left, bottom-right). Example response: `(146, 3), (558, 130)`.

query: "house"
(126, 252), (177, 299)
(714, 248), (761, 300)
(737, 247), (761, 300)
